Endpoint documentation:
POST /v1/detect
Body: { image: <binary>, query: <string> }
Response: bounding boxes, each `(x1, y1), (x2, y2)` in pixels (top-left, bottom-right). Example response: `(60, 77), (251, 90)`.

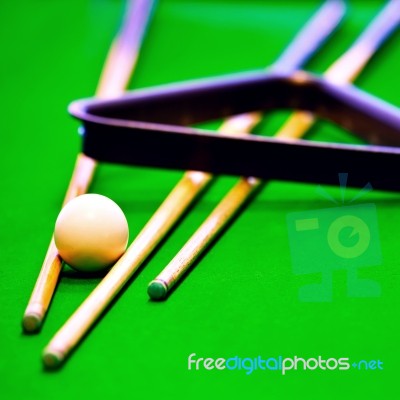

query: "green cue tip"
(147, 279), (168, 300)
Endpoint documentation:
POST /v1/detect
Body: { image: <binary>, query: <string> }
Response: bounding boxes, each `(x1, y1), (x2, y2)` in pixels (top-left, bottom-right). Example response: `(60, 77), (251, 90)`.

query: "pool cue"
(148, 0), (400, 300)
(42, 0), (345, 368)
(22, 0), (156, 333)
(278, 0), (400, 140)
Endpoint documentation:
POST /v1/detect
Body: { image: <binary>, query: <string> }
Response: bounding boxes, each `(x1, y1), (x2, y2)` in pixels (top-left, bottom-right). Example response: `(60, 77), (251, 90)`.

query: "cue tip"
(22, 314), (42, 333)
(147, 279), (168, 300)
(22, 304), (45, 333)
(42, 348), (64, 370)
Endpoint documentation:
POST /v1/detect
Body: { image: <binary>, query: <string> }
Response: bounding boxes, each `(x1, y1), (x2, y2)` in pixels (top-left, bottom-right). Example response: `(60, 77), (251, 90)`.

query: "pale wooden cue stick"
(42, 1), (345, 367)
(22, 0), (155, 333)
(148, 0), (400, 300)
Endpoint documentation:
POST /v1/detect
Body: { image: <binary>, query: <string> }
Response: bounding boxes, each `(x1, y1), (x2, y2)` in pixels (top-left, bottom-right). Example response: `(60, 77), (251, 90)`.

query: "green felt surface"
(1, 0), (400, 399)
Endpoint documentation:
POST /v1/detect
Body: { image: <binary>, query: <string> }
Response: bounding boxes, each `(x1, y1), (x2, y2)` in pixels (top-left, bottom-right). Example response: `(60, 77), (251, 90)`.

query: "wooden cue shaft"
(22, 0), (154, 333)
(278, 0), (400, 140)
(148, 0), (400, 299)
(42, 1), (345, 367)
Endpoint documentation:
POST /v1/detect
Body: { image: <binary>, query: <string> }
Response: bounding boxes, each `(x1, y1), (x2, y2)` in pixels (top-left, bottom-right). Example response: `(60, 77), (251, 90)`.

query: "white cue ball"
(54, 194), (129, 272)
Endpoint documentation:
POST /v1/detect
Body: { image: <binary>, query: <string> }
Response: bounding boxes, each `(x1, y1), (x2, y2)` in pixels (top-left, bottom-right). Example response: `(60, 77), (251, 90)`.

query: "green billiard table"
(1, 0), (399, 398)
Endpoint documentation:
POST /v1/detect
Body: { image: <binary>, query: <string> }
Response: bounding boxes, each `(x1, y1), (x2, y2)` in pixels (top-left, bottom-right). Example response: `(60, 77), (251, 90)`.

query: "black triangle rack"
(69, 70), (400, 191)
